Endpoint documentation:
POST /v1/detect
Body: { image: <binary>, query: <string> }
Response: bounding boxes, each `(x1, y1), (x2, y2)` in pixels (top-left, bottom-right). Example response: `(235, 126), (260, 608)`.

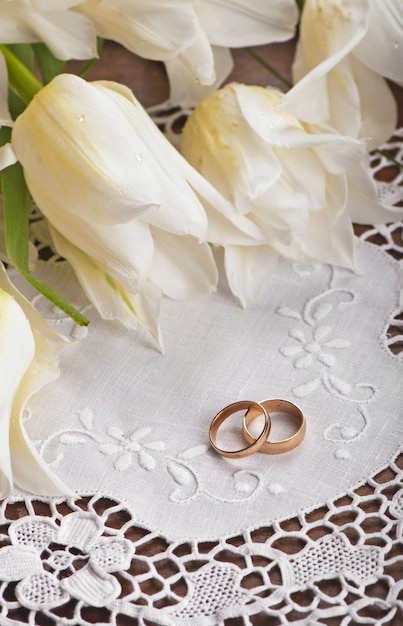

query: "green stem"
(0, 44), (42, 103)
(245, 47), (292, 89)
(374, 149), (402, 169)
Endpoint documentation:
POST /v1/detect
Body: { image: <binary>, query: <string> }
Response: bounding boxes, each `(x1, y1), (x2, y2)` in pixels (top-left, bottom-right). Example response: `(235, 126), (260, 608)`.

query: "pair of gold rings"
(209, 399), (306, 459)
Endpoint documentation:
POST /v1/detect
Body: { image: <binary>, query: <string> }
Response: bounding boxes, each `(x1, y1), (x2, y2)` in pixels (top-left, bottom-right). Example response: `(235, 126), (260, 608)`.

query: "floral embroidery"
(277, 287), (377, 404)
(0, 512), (134, 609)
(98, 426), (165, 471)
(280, 323), (350, 369)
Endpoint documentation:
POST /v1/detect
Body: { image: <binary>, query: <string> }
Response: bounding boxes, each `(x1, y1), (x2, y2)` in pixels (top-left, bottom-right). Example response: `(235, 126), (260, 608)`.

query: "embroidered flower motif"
(98, 426), (165, 471)
(0, 512), (134, 609)
(279, 323), (349, 370)
(277, 288), (376, 404)
(278, 289), (350, 377)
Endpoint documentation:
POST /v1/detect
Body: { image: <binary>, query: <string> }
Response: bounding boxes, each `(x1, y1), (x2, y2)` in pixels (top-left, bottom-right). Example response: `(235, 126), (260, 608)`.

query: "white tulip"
(3, 74), (234, 346)
(0, 0), (97, 60)
(280, 0), (402, 149)
(166, 0), (299, 106)
(75, 0), (298, 106)
(75, 0), (216, 85)
(0, 264), (70, 498)
(181, 83), (399, 307)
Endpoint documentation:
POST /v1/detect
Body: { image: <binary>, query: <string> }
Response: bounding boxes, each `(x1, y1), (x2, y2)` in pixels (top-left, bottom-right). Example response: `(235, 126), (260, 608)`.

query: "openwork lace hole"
(385, 311), (403, 356)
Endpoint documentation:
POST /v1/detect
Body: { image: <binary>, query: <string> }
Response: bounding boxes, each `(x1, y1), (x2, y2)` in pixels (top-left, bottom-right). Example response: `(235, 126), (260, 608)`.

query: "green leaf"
(7, 88), (27, 120)
(0, 44), (42, 104)
(0, 126), (11, 147)
(33, 42), (66, 84)
(6, 44), (34, 71)
(0, 162), (89, 326)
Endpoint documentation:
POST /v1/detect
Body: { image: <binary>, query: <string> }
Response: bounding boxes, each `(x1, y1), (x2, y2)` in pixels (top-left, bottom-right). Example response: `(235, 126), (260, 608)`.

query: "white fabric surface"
(11, 233), (402, 542)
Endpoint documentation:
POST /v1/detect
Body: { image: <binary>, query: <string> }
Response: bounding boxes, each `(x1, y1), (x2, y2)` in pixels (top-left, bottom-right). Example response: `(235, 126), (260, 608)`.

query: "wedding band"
(243, 399), (306, 454)
(209, 401), (271, 458)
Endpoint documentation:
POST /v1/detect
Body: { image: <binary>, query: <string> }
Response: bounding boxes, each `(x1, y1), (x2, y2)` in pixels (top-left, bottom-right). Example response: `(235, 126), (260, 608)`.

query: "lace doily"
(0, 446), (402, 625)
(1, 130), (402, 625)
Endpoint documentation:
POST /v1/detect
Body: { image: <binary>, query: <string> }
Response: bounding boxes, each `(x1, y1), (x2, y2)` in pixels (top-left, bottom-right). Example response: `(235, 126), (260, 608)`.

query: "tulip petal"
(0, 289), (34, 497)
(149, 227), (217, 300)
(0, 265), (71, 497)
(181, 87), (283, 212)
(195, 0), (298, 46)
(205, 202), (265, 245)
(12, 75), (164, 226)
(276, 174), (357, 271)
(0, 5), (97, 60)
(348, 57), (397, 150)
(32, 1), (86, 10)
(50, 227), (162, 347)
(280, 0), (370, 123)
(77, 0), (202, 60)
(234, 84), (366, 158)
(93, 80), (213, 238)
(224, 244), (279, 308)
(0, 144), (18, 171)
(0, 265), (68, 353)
(25, 10), (97, 60)
(346, 163), (403, 224)
(353, 0), (403, 83)
(166, 45), (233, 108)
(176, 26), (216, 86)
(27, 188), (154, 293)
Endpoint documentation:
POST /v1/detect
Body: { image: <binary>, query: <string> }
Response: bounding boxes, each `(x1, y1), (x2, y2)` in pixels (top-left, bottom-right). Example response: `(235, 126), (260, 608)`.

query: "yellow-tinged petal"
(25, 186), (155, 294)
(49, 226), (163, 349)
(0, 265), (71, 497)
(91, 79), (212, 238)
(181, 81), (391, 306)
(280, 0), (370, 124)
(12, 74), (161, 226)
(0, 288), (35, 497)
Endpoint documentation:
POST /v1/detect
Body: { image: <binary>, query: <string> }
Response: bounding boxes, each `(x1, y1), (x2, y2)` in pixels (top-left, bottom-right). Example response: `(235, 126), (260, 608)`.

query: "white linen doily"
(8, 230), (401, 542)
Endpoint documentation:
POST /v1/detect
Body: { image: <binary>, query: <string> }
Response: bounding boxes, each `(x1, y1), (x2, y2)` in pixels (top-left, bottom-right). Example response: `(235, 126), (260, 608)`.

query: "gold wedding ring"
(209, 401), (271, 458)
(243, 399), (306, 454)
